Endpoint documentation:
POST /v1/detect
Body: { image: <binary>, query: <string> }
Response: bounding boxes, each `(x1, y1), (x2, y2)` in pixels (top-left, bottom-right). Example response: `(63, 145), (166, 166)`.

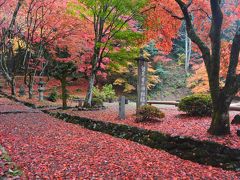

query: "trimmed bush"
(48, 88), (58, 102)
(92, 97), (104, 107)
(136, 105), (165, 122)
(178, 94), (212, 116)
(231, 115), (240, 124)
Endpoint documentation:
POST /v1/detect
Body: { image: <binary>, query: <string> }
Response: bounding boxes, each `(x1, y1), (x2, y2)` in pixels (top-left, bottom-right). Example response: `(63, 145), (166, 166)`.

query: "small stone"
(237, 129), (240, 137)
(231, 115), (240, 125)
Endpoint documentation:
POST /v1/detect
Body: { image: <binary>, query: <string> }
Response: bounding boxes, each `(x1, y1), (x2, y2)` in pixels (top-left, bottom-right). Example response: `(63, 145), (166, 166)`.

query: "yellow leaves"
(114, 78), (136, 93)
(143, 50), (150, 60)
(13, 37), (26, 53)
(187, 64), (209, 93)
(114, 78), (125, 86)
(148, 74), (160, 89)
(113, 63), (160, 93)
(124, 84), (135, 93)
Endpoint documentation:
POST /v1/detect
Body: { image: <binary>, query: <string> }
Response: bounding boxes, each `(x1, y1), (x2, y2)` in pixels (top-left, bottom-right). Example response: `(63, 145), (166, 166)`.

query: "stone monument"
(137, 49), (148, 110)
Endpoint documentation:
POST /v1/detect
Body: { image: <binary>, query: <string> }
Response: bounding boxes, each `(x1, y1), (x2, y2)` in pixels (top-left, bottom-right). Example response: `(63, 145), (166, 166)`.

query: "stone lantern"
(38, 78), (45, 101)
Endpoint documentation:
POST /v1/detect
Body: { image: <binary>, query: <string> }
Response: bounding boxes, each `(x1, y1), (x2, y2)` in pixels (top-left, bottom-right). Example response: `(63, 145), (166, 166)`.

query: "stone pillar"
(38, 79), (45, 101)
(19, 85), (25, 96)
(137, 49), (148, 110)
(119, 96), (126, 120)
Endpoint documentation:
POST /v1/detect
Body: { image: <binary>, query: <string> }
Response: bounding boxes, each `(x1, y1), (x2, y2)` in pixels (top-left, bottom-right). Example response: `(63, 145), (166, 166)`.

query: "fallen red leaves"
(0, 144), (22, 178)
(0, 98), (239, 179)
(57, 103), (240, 149)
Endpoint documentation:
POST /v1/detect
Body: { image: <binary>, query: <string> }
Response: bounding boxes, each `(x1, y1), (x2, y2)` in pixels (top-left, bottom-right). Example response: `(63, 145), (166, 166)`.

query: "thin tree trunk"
(185, 28), (189, 73)
(11, 77), (16, 96)
(61, 78), (68, 109)
(188, 37), (192, 68)
(185, 26), (191, 73)
(28, 73), (33, 99)
(84, 73), (96, 107)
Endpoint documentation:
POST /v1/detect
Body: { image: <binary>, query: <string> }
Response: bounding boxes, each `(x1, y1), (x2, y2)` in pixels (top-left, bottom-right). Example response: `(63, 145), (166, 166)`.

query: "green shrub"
(48, 88), (58, 102)
(136, 105), (165, 122)
(102, 84), (116, 102)
(178, 94), (212, 116)
(93, 87), (106, 101)
(92, 97), (104, 107)
(93, 84), (116, 102)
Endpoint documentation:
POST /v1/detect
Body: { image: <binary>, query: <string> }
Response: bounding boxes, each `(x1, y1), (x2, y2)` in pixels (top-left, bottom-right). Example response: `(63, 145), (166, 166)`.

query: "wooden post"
(119, 96), (126, 120)
(137, 49), (148, 110)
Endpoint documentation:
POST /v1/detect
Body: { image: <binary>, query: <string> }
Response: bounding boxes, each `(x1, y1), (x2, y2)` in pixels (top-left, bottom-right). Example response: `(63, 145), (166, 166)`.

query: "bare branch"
(175, 0), (211, 69)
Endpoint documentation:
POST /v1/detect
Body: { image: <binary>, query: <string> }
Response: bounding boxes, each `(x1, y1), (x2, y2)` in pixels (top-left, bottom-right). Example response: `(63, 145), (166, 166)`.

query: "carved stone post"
(137, 49), (148, 110)
(38, 78), (45, 101)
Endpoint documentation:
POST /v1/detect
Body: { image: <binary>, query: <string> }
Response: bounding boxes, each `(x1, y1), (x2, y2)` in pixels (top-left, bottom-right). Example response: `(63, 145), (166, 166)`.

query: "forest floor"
(51, 102), (240, 149)
(0, 97), (239, 179)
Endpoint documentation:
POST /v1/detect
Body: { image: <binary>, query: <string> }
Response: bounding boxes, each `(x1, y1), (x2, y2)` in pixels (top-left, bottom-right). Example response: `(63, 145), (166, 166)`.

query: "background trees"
(50, 48), (77, 109)
(69, 0), (147, 107)
(145, 0), (240, 135)
(0, 0), (24, 96)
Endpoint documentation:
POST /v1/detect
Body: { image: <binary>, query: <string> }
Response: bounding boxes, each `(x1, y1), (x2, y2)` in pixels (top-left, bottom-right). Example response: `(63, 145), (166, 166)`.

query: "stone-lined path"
(0, 97), (239, 179)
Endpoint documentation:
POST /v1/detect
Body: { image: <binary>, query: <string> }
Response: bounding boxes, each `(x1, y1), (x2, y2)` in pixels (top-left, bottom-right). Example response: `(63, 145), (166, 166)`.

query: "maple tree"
(145, 0), (240, 135)
(19, 0), (81, 99)
(0, 0), (24, 96)
(68, 0), (147, 107)
(50, 47), (77, 109)
(188, 41), (240, 93)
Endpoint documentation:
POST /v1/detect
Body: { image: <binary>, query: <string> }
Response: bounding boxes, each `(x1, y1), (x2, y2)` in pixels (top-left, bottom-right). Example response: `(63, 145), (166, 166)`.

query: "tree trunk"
(84, 73), (96, 107)
(61, 78), (68, 109)
(208, 95), (231, 136)
(11, 78), (16, 96)
(28, 74), (33, 99)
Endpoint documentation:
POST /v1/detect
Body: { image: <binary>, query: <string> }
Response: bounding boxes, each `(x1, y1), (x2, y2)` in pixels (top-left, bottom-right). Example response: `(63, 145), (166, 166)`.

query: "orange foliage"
(188, 41), (240, 93)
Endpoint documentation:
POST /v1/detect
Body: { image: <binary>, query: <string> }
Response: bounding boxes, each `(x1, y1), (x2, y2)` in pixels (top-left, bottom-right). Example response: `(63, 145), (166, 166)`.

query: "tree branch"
(225, 27), (240, 92)
(174, 0), (211, 70)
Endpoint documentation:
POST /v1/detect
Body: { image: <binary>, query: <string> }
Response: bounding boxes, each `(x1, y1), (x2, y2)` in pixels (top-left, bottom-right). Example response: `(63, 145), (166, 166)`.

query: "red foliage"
(60, 104), (240, 149)
(0, 98), (239, 178)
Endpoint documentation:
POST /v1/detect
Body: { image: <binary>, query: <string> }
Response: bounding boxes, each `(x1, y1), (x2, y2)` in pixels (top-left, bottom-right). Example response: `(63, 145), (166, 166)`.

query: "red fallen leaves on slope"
(0, 144), (22, 178)
(57, 103), (240, 149)
(0, 100), (239, 179)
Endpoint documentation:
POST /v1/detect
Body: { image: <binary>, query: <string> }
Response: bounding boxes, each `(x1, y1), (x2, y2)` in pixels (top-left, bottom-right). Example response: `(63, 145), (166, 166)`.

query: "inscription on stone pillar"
(137, 49), (148, 110)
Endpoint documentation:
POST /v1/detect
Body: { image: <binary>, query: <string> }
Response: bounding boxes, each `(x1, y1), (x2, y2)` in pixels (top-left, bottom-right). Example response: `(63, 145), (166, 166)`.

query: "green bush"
(93, 87), (106, 101)
(93, 84), (116, 102)
(92, 97), (104, 107)
(102, 84), (116, 102)
(48, 88), (58, 102)
(178, 94), (212, 116)
(136, 105), (165, 122)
